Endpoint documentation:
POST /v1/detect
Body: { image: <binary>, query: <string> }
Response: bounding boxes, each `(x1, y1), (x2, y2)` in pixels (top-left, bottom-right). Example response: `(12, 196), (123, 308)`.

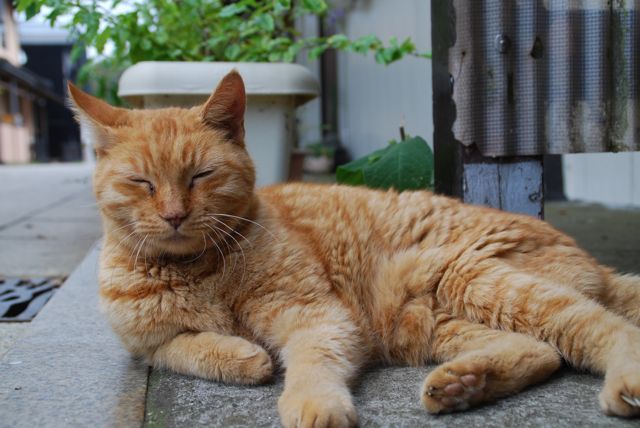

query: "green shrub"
(17, 0), (431, 102)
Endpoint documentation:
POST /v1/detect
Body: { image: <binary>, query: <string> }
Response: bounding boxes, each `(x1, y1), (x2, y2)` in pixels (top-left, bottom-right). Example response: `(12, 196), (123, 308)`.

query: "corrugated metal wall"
(450, 0), (640, 156)
(335, 0), (432, 160)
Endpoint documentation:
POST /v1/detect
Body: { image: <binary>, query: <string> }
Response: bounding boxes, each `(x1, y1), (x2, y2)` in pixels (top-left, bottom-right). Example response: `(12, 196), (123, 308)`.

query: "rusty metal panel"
(450, 0), (640, 156)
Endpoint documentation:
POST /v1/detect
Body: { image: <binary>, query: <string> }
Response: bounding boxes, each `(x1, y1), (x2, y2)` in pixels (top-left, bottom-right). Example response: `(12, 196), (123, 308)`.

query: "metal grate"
(0, 277), (65, 322)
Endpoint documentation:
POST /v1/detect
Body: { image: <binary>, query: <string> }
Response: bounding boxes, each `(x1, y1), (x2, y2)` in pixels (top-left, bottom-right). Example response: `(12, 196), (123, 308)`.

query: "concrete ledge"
(146, 365), (638, 427)
(0, 242), (148, 428)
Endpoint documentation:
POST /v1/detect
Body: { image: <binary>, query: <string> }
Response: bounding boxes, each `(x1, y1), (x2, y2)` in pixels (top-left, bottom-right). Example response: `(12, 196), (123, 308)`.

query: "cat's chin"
(151, 233), (205, 257)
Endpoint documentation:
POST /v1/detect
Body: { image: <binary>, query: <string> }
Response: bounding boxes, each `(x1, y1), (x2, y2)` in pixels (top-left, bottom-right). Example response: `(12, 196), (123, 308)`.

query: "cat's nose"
(162, 213), (188, 230)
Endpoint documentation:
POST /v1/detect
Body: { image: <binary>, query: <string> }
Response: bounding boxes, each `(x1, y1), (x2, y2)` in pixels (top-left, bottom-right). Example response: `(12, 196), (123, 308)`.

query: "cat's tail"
(602, 272), (640, 325)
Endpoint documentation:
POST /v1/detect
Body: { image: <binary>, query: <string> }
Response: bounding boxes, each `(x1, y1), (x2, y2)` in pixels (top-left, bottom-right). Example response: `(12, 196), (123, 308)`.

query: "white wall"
(563, 153), (640, 207)
(295, 16), (323, 149)
(335, 0), (432, 159)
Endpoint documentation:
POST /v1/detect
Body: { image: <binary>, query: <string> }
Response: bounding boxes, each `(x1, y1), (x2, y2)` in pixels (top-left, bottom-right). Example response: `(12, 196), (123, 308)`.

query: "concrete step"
(146, 358), (636, 427)
(0, 243), (148, 428)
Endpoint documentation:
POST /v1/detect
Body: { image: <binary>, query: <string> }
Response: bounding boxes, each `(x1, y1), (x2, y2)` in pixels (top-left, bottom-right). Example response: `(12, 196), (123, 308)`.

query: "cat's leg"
(150, 331), (273, 384)
(272, 303), (363, 428)
(439, 261), (640, 417)
(422, 314), (561, 414)
(600, 273), (640, 326)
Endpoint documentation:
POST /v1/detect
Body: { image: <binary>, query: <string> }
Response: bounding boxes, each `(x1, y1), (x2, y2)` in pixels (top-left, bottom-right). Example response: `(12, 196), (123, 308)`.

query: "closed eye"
(129, 177), (155, 195)
(190, 170), (214, 187)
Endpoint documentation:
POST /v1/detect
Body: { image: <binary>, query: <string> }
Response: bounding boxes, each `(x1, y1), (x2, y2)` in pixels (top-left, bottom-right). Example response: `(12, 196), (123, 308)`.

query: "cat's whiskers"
(209, 221), (247, 285)
(109, 220), (139, 236)
(143, 235), (158, 272)
(183, 233), (209, 263)
(208, 216), (254, 249)
(204, 230), (227, 279)
(106, 227), (140, 289)
(209, 212), (277, 241)
(209, 224), (238, 270)
(204, 223), (237, 276)
(133, 234), (149, 273)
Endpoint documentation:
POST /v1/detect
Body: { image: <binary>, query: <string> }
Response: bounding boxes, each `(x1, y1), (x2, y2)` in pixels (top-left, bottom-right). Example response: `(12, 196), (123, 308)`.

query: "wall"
(295, 15), (323, 149)
(563, 153), (640, 207)
(0, 1), (21, 65)
(335, 0), (432, 160)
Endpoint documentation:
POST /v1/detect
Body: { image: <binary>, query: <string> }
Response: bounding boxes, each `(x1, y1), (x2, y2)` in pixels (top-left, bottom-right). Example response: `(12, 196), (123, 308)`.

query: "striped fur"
(69, 72), (640, 427)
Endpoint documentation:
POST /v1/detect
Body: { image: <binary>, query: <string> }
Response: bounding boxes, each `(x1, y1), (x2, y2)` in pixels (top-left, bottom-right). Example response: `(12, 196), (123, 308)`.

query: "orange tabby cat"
(69, 71), (640, 427)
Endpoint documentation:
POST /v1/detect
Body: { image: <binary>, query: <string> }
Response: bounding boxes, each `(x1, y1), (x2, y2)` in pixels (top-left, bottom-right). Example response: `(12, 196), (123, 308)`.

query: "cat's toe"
(278, 386), (357, 428)
(599, 370), (640, 417)
(237, 347), (273, 384)
(421, 365), (487, 414)
(621, 395), (640, 408)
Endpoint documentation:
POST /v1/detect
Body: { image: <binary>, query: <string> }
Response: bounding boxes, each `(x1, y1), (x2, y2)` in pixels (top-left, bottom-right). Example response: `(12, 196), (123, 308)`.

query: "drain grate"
(0, 276), (65, 322)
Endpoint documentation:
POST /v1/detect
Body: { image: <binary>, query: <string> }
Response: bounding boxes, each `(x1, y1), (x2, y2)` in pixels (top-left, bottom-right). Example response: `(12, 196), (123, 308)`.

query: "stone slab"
(145, 366), (638, 427)
(0, 243), (148, 428)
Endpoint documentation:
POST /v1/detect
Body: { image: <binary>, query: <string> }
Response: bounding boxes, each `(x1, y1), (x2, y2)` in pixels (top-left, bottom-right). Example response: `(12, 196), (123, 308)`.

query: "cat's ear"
(67, 82), (130, 156)
(201, 70), (246, 143)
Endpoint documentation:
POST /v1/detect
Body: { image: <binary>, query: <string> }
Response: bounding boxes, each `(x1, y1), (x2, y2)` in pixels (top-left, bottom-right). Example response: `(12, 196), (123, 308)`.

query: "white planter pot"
(303, 155), (334, 174)
(118, 62), (319, 186)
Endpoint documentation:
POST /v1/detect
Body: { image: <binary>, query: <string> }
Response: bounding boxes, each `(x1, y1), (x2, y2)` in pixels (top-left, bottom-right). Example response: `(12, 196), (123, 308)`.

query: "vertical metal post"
(432, 0), (544, 218)
(431, 0), (463, 198)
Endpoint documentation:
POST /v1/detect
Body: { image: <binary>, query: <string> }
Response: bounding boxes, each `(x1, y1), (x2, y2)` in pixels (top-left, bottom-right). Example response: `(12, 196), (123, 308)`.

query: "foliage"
(16, 0), (431, 101)
(336, 136), (434, 192)
(305, 142), (335, 158)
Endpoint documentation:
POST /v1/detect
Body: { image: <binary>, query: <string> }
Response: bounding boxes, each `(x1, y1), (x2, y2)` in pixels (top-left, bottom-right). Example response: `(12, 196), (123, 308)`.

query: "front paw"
(278, 385), (357, 428)
(204, 337), (272, 385)
(422, 360), (487, 414)
(228, 341), (273, 385)
(600, 366), (640, 417)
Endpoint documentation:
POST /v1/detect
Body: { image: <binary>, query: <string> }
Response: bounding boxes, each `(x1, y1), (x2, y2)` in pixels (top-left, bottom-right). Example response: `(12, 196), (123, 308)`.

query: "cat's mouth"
(163, 230), (191, 242)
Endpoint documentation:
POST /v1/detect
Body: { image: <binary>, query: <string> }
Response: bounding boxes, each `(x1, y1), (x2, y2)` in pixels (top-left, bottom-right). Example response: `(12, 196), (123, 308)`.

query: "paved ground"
(0, 163), (101, 358)
(0, 163), (101, 277)
(1, 165), (639, 427)
(546, 202), (640, 274)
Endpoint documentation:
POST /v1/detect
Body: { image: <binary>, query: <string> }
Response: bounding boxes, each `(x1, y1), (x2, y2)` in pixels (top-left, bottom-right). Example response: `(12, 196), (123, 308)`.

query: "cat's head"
(69, 70), (256, 257)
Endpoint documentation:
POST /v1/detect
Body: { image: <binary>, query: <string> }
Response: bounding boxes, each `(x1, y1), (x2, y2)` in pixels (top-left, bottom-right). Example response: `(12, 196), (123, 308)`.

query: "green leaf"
(219, 3), (247, 17)
(268, 51), (282, 62)
(351, 34), (380, 54)
(254, 14), (275, 32)
(155, 30), (169, 45)
(206, 35), (227, 49)
(70, 43), (85, 63)
(273, 0), (291, 14)
(327, 34), (349, 49)
(336, 137), (434, 191)
(46, 6), (65, 26)
(140, 38), (152, 51)
(335, 145), (388, 186)
(224, 44), (241, 60)
(308, 44), (327, 60)
(25, 2), (41, 20)
(301, 0), (327, 14)
(95, 28), (112, 53)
